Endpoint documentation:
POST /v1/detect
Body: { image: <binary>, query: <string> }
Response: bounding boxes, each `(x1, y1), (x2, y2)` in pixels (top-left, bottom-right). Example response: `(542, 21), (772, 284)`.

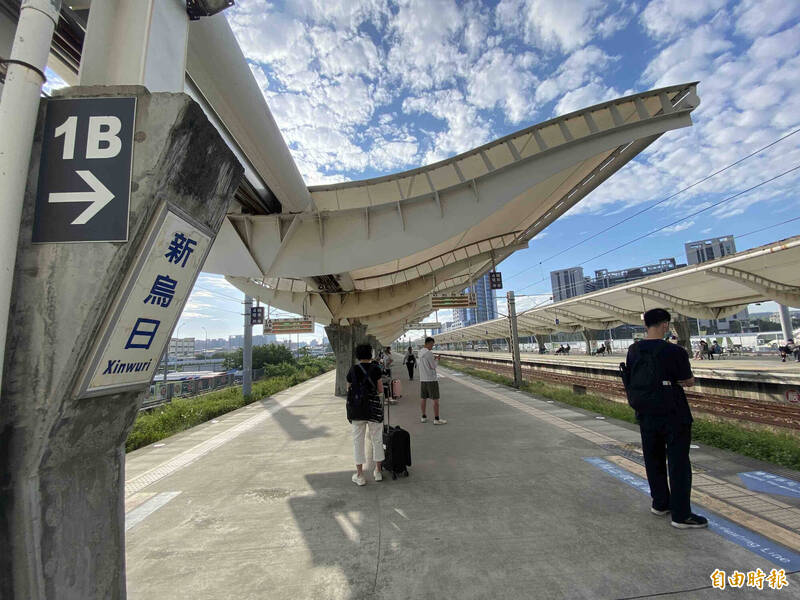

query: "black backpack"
(346, 364), (381, 422)
(619, 341), (677, 416)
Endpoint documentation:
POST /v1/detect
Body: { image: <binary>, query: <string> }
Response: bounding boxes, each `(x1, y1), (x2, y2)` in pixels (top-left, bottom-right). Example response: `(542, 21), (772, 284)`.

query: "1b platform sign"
(33, 97), (136, 243)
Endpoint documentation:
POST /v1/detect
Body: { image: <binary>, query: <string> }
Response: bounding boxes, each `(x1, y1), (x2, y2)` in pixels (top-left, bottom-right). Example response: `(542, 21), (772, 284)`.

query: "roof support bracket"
(479, 150), (495, 172)
(708, 267), (800, 308)
(626, 287), (744, 320)
(317, 213), (325, 247)
(506, 139), (522, 161)
(470, 179), (479, 204)
(364, 207), (370, 240)
(573, 298), (642, 323)
(396, 201), (406, 231)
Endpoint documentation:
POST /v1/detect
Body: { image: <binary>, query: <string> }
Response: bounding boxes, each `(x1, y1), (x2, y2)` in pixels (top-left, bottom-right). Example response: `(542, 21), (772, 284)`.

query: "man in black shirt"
(626, 308), (708, 529)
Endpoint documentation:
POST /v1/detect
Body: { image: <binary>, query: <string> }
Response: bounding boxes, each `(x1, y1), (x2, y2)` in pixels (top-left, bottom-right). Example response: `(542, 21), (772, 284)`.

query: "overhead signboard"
(250, 306), (265, 325)
(264, 318), (315, 334)
(33, 96), (136, 243)
(77, 206), (212, 396)
(431, 293), (477, 309)
(489, 271), (503, 290)
(405, 322), (442, 330)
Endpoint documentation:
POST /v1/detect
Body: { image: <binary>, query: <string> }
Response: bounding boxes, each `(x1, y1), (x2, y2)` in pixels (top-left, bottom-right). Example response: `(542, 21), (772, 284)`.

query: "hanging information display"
(250, 306), (265, 325)
(264, 318), (315, 334)
(489, 271), (503, 290)
(431, 293), (478, 309)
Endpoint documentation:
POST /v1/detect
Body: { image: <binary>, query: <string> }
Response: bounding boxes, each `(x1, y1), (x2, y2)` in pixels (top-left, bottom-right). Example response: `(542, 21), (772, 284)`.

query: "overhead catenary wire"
(507, 127), (800, 281)
(514, 163), (800, 294)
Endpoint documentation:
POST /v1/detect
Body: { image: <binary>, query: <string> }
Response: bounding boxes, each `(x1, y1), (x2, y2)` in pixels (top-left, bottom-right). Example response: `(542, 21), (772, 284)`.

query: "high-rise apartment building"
(453, 273), (498, 328)
(550, 267), (588, 302)
(685, 235), (748, 331)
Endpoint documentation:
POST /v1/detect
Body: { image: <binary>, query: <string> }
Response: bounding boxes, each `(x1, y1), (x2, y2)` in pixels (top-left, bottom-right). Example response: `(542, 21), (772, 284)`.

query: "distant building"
(168, 337), (195, 358)
(454, 273), (498, 328)
(685, 235), (747, 331)
(685, 235), (736, 265)
(593, 258), (680, 289)
(550, 267), (588, 302)
(550, 259), (682, 301)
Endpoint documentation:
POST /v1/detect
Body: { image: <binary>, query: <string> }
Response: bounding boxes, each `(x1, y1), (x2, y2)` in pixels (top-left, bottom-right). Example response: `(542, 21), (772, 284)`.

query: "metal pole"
(0, 0), (61, 390)
(778, 304), (794, 342)
(243, 295), (252, 396)
(507, 291), (523, 388)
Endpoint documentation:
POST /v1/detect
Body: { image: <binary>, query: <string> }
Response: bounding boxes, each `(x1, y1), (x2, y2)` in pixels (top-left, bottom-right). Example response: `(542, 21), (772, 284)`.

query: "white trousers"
(352, 420), (385, 466)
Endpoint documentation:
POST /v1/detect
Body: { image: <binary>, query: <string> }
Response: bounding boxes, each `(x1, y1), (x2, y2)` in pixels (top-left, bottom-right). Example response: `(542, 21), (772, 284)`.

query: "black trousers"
(406, 363), (414, 379)
(640, 420), (693, 521)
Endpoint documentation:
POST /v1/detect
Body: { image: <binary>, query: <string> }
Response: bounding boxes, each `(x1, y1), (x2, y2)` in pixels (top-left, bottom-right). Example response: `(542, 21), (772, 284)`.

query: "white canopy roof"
(432, 235), (800, 343)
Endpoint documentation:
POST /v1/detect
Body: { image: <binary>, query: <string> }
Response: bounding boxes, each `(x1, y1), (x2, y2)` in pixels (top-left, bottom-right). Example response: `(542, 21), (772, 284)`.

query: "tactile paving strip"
(125, 378), (329, 497)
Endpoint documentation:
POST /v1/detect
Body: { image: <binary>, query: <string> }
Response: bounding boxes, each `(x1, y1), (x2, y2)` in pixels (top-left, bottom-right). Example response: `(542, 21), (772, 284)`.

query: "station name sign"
(78, 207), (212, 396)
(264, 318), (315, 334)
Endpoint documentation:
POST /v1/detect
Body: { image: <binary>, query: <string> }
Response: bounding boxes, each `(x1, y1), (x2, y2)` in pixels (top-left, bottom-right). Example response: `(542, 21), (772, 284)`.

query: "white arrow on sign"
(48, 170), (115, 225)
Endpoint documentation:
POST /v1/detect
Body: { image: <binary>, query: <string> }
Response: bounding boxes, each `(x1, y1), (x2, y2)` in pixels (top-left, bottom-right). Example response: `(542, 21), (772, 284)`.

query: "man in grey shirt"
(418, 337), (446, 425)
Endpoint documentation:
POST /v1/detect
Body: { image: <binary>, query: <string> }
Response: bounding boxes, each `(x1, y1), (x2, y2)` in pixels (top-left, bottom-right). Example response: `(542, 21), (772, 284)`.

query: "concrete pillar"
(487, 339), (493, 352)
(325, 322), (368, 396)
(581, 330), (596, 355)
(1, 88), (241, 599)
(536, 335), (547, 354)
(778, 304), (794, 341)
(507, 291), (522, 388)
(243, 295), (252, 396)
(673, 313), (692, 351)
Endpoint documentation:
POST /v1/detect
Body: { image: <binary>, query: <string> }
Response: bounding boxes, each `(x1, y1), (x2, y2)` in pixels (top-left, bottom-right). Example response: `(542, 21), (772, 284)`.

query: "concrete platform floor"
(125, 363), (800, 599)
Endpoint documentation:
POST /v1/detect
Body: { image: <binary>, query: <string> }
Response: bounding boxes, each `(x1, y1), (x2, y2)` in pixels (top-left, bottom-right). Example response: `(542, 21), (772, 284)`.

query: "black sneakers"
(650, 507), (670, 516)
(671, 513), (708, 529)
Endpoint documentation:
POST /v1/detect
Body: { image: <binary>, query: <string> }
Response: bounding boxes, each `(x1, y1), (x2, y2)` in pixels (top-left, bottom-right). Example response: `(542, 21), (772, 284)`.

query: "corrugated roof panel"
(310, 190), (339, 211)
(485, 143), (515, 170)
(457, 153), (489, 179)
(428, 164), (461, 190)
(367, 180), (402, 205)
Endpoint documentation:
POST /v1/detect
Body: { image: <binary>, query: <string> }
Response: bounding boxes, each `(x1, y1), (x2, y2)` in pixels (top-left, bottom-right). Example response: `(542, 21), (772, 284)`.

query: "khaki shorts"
(420, 381), (440, 400)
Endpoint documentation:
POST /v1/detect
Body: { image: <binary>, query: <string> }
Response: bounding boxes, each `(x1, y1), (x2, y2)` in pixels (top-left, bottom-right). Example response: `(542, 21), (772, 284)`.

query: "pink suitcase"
(391, 379), (402, 399)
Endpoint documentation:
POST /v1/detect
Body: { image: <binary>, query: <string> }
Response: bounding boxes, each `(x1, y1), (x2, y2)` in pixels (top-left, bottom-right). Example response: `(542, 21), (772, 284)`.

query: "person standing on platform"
(346, 344), (385, 486)
(419, 337), (446, 425)
(403, 346), (417, 380)
(623, 308), (707, 529)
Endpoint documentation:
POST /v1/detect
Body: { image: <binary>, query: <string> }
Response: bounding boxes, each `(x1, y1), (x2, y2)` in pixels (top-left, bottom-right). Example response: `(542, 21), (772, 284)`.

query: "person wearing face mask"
(622, 308), (707, 530)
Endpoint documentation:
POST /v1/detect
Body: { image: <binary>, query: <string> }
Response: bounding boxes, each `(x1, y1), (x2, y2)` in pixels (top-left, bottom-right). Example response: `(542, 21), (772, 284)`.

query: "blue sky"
(60, 0), (800, 342)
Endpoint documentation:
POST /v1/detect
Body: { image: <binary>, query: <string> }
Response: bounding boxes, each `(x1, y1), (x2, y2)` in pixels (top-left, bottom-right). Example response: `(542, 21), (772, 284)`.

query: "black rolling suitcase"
(382, 395), (411, 479)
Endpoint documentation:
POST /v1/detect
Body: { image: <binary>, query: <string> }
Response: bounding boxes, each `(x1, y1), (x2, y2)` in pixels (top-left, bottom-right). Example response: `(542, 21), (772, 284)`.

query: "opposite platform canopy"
(430, 235), (800, 343)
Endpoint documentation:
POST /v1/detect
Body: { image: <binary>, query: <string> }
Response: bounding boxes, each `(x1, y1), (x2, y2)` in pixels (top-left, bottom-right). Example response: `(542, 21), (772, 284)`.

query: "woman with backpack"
(346, 344), (385, 486)
(403, 346), (417, 380)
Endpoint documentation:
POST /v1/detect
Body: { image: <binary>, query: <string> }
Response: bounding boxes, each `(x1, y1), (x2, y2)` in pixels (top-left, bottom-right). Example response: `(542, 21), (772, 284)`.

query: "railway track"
(443, 356), (800, 431)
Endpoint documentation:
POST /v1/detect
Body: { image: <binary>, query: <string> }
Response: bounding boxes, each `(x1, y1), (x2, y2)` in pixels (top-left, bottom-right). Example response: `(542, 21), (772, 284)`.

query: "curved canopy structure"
(432, 235), (800, 344)
(209, 83), (701, 344)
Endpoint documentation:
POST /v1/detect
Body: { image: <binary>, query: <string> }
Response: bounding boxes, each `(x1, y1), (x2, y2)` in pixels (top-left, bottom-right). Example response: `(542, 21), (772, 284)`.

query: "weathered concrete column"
(243, 295), (253, 396)
(535, 335), (547, 354)
(325, 322), (368, 396)
(507, 291), (523, 388)
(581, 329), (597, 355)
(0, 87), (241, 600)
(487, 339), (493, 352)
(673, 313), (692, 351)
(778, 304), (794, 342)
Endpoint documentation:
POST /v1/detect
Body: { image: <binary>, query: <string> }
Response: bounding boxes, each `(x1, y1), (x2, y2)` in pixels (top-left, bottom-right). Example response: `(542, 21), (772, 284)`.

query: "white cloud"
(466, 47), (539, 122)
(733, 0), (800, 39)
(553, 81), (621, 116)
(496, 0), (614, 52)
(534, 46), (616, 106)
(660, 220), (695, 234)
(640, 0), (726, 40)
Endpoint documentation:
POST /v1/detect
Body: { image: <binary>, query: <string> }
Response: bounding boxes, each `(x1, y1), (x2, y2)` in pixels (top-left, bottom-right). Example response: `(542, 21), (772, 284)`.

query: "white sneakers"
(352, 470), (383, 486)
(421, 416), (448, 424)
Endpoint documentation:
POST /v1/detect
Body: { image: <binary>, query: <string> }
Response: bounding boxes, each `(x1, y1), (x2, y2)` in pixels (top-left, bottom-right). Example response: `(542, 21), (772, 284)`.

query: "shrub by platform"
(126, 357), (334, 452)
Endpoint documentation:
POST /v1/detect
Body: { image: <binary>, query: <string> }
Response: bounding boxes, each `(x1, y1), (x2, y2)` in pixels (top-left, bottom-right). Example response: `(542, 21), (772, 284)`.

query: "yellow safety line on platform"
(604, 455), (800, 553)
